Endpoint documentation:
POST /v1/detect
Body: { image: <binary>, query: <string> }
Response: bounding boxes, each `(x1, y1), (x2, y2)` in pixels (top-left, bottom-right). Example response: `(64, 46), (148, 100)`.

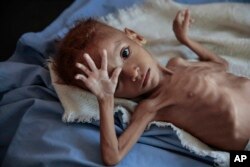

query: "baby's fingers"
(76, 63), (91, 76)
(83, 53), (97, 72)
(174, 10), (182, 25)
(183, 9), (190, 27)
(101, 49), (108, 71)
(75, 74), (87, 83)
(75, 74), (93, 90)
(111, 67), (122, 84)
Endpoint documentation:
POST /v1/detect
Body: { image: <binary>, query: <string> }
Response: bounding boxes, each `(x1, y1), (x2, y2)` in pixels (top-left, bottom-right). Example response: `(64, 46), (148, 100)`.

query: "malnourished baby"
(53, 9), (250, 165)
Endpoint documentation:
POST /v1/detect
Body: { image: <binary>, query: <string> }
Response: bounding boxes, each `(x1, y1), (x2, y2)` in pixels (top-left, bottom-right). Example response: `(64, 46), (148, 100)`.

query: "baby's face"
(96, 26), (162, 99)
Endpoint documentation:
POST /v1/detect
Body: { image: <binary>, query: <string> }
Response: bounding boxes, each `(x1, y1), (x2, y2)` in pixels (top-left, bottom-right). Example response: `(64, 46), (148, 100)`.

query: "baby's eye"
(120, 47), (130, 59)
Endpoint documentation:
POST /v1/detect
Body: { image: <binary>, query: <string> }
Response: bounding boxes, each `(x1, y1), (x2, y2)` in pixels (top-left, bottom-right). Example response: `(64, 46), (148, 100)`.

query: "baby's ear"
(124, 28), (147, 45)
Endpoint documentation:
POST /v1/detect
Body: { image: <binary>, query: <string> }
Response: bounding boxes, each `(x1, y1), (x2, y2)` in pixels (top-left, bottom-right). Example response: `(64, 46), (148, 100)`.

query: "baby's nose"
(131, 67), (140, 82)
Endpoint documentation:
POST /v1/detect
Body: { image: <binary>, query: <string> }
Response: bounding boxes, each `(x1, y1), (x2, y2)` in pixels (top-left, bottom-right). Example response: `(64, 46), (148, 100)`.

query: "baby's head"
(54, 19), (164, 99)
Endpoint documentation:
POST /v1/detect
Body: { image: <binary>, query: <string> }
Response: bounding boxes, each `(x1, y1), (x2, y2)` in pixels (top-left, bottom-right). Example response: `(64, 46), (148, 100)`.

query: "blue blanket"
(1, 0), (249, 166)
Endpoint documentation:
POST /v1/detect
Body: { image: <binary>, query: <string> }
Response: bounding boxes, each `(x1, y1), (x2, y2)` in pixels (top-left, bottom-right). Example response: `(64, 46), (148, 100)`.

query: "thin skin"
(75, 9), (250, 166)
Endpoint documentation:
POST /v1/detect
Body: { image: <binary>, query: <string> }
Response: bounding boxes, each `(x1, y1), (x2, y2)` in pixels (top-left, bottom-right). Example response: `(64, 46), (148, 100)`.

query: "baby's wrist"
(179, 36), (190, 45)
(97, 94), (114, 103)
(98, 95), (114, 114)
(179, 39), (189, 47)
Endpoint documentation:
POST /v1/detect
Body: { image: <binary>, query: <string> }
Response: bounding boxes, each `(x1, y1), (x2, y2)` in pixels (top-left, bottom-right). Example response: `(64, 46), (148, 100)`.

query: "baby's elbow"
(103, 156), (120, 166)
(218, 56), (229, 70)
(215, 59), (229, 71)
(102, 154), (121, 166)
(221, 59), (229, 70)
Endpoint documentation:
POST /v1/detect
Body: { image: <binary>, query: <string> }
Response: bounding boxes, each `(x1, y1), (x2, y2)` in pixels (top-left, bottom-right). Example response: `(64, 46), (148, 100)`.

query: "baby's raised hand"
(172, 9), (193, 44)
(75, 50), (121, 100)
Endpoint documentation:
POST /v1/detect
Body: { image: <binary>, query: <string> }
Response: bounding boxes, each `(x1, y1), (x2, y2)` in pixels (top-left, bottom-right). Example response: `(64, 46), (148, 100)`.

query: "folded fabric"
(48, 0), (250, 166)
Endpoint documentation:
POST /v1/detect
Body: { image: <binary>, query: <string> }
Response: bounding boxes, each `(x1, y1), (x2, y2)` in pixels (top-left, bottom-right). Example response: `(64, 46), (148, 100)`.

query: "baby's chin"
(131, 92), (152, 103)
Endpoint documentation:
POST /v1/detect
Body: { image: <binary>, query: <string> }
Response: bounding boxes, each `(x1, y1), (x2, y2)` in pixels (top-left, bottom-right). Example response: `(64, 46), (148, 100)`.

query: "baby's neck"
(143, 66), (173, 100)
(131, 65), (173, 104)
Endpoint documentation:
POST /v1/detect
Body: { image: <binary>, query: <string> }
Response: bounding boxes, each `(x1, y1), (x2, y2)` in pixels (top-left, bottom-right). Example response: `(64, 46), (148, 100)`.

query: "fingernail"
(103, 49), (107, 55)
(83, 53), (89, 58)
(75, 75), (80, 79)
(76, 63), (81, 68)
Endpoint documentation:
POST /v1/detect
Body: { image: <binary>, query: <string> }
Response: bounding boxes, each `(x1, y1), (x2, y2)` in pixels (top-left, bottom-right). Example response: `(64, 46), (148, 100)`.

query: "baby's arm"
(99, 98), (155, 165)
(75, 51), (156, 165)
(173, 9), (228, 69)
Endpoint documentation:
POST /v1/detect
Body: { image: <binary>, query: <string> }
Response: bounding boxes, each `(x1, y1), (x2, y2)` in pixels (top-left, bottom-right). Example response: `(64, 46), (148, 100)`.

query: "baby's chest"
(156, 87), (233, 124)
(167, 72), (231, 111)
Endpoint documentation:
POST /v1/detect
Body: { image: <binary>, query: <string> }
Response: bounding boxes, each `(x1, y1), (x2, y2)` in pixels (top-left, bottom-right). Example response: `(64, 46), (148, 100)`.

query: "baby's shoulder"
(166, 57), (188, 68)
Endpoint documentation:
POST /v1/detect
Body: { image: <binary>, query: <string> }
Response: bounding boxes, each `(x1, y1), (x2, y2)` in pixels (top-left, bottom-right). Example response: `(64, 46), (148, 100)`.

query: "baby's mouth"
(142, 68), (150, 88)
